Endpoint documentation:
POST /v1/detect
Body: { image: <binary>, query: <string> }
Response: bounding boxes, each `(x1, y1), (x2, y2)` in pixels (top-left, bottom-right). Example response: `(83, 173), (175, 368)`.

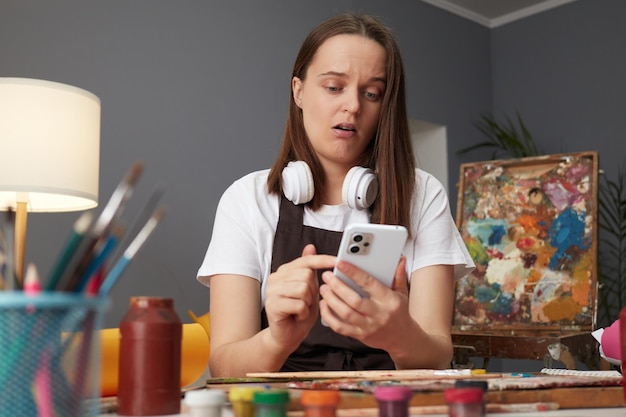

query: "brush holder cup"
(0, 292), (107, 417)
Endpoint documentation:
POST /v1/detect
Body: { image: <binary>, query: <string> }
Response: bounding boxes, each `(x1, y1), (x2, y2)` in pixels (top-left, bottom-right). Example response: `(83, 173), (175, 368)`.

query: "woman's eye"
(326, 86), (340, 93)
(364, 91), (380, 101)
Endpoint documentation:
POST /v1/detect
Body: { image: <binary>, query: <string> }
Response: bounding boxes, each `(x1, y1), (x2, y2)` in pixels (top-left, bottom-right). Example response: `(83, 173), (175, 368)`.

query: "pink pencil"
(34, 349), (54, 417)
(25, 262), (51, 416)
(24, 263), (41, 314)
(24, 262), (41, 294)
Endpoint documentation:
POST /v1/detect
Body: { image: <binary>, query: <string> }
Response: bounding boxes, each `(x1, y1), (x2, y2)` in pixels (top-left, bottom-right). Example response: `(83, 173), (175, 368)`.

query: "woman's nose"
(343, 91), (361, 114)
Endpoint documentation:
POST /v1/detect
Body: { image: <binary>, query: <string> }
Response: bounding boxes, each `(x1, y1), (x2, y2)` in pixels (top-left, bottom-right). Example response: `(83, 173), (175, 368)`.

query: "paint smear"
(455, 155), (596, 327)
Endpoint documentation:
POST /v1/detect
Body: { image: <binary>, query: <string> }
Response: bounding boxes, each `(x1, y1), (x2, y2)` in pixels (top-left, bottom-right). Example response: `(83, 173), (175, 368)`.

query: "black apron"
(261, 196), (394, 371)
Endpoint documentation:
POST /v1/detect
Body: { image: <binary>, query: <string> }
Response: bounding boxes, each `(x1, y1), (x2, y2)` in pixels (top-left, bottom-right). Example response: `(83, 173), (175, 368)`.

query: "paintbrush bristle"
(151, 207), (167, 222)
(126, 160), (145, 186)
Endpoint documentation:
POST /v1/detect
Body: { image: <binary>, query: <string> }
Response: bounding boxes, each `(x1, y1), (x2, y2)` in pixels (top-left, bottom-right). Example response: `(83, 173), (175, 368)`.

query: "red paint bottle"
(374, 386), (413, 417)
(117, 297), (182, 416)
(444, 387), (484, 417)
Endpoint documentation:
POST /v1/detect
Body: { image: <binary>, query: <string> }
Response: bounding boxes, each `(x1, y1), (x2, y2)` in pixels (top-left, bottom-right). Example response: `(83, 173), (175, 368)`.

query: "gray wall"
(491, 0), (626, 181)
(0, 1), (490, 328)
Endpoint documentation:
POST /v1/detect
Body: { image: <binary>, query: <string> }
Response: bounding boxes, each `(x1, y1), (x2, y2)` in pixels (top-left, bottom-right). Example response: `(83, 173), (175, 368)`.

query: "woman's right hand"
(263, 244), (336, 354)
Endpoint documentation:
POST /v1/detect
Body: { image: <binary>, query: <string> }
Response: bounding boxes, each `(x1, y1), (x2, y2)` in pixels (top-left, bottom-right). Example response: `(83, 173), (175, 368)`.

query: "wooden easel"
(452, 152), (600, 370)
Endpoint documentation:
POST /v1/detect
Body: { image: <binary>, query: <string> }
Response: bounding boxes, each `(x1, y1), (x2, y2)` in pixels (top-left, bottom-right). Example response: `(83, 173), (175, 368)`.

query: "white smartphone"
(333, 223), (408, 298)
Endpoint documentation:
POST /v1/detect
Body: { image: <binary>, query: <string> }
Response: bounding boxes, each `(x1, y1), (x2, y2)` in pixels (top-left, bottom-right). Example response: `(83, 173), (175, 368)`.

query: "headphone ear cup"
(342, 166), (378, 210)
(281, 161), (314, 205)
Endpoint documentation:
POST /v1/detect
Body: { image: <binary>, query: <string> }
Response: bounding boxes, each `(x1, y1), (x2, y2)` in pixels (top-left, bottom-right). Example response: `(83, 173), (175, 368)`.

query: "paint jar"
(117, 297), (182, 416)
(184, 389), (226, 417)
(373, 386), (413, 417)
(454, 380), (488, 415)
(229, 386), (264, 417)
(253, 389), (290, 417)
(444, 387), (485, 417)
(300, 390), (340, 417)
(620, 307), (626, 402)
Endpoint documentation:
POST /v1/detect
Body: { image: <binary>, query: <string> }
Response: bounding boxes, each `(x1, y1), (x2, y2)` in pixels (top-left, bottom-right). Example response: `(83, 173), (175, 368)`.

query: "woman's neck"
(321, 165), (349, 206)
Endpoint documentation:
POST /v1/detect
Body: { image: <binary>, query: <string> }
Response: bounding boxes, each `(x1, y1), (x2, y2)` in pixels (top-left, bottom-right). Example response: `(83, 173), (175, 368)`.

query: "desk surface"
(99, 369), (625, 416)
(101, 407), (626, 417)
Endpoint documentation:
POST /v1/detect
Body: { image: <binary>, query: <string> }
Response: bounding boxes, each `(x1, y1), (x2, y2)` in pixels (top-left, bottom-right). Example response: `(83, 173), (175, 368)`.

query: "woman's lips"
(332, 123), (356, 138)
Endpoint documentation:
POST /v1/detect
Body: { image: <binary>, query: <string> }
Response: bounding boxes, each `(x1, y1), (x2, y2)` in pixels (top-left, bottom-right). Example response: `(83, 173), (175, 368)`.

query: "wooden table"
(98, 370), (625, 415)
(97, 387), (625, 416)
(451, 330), (600, 369)
(280, 385), (624, 411)
(206, 369), (624, 411)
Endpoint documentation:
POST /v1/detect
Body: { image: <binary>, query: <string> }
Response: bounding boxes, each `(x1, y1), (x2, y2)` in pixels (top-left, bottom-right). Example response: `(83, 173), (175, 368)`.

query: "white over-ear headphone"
(281, 161), (378, 209)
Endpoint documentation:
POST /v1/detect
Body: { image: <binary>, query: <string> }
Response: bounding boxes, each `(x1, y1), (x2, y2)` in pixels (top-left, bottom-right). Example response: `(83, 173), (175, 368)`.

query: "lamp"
(0, 78), (100, 285)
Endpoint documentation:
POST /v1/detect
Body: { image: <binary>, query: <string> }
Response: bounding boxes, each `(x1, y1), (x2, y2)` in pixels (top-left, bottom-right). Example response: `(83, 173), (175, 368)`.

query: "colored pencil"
(24, 262), (41, 294)
(24, 263), (41, 315)
(34, 349), (54, 417)
(74, 226), (124, 293)
(85, 266), (105, 297)
(72, 310), (96, 415)
(45, 211), (93, 291)
(98, 208), (166, 297)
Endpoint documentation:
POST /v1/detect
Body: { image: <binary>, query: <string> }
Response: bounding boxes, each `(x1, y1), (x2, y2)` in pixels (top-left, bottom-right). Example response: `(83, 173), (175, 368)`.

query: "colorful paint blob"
(455, 154), (596, 328)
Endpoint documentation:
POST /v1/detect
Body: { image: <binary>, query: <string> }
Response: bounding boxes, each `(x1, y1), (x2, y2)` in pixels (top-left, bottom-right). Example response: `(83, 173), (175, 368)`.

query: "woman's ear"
(292, 76), (303, 108)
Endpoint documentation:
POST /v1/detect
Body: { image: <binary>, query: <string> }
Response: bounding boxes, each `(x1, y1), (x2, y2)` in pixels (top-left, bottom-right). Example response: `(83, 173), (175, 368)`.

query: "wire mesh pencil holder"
(0, 292), (107, 417)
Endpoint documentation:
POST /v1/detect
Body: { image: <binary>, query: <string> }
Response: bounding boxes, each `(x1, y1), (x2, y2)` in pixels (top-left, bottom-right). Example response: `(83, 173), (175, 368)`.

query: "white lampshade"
(0, 77), (100, 212)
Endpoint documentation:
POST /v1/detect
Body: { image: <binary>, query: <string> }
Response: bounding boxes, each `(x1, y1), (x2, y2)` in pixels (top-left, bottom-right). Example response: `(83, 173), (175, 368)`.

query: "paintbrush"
(107, 183), (165, 271)
(98, 207), (166, 297)
(60, 161), (144, 291)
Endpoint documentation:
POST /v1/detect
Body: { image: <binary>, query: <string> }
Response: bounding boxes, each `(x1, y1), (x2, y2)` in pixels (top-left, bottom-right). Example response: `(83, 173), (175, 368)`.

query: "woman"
(197, 13), (474, 377)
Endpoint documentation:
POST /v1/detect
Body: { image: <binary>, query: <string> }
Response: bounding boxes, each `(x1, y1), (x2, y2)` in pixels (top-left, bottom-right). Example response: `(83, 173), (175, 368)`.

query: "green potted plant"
(597, 166), (626, 326)
(458, 112), (541, 159)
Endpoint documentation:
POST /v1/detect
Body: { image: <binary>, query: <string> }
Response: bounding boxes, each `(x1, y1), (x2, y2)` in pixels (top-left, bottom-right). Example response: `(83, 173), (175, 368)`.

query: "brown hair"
(267, 13), (416, 230)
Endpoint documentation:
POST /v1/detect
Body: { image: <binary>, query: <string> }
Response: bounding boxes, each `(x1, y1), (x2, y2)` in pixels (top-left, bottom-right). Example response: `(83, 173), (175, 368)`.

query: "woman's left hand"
(318, 256), (411, 352)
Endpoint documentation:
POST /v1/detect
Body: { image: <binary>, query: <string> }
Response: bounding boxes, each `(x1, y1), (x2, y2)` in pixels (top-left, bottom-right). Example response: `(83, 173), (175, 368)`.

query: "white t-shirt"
(197, 168), (474, 302)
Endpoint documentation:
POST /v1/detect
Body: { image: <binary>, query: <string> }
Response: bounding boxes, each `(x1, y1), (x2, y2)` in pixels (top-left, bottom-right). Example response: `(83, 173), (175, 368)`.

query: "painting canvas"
(454, 152), (598, 331)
